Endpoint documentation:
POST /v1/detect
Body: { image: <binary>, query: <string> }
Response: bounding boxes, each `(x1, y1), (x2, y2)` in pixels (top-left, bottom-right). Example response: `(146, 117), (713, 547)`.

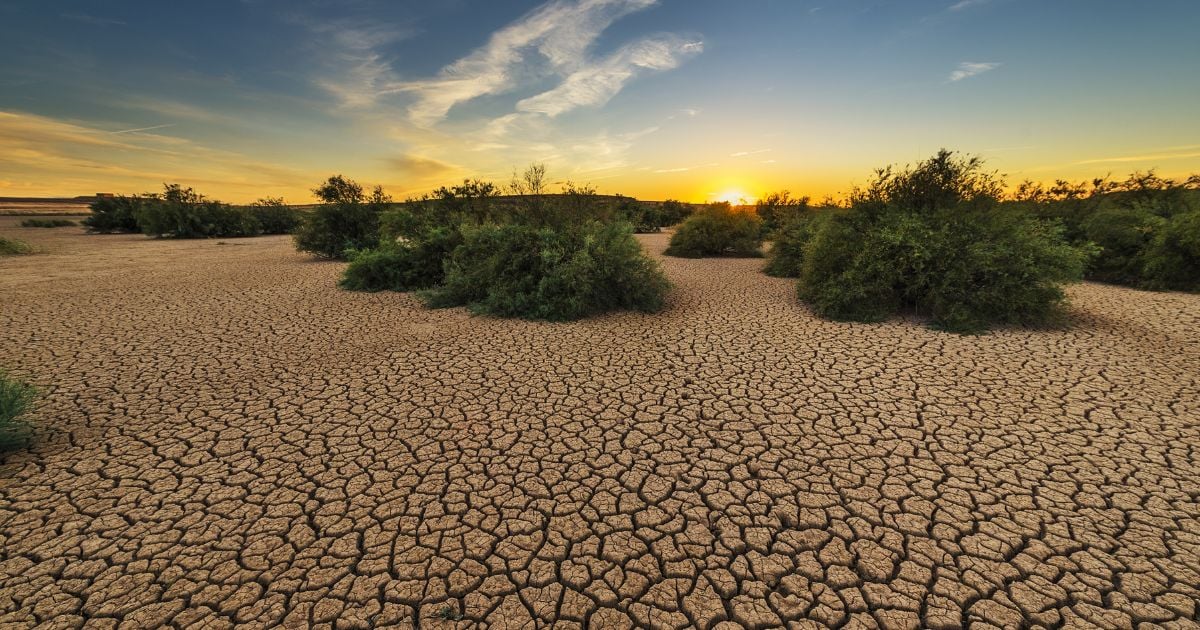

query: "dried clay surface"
(1, 217), (1198, 629)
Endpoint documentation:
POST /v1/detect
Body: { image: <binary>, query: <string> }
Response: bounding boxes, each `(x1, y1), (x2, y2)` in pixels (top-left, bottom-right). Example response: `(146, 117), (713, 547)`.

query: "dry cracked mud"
(1, 217), (1198, 629)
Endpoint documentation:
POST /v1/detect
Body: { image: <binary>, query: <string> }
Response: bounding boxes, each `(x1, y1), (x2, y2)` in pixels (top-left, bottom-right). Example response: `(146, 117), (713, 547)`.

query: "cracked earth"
(1, 217), (1198, 629)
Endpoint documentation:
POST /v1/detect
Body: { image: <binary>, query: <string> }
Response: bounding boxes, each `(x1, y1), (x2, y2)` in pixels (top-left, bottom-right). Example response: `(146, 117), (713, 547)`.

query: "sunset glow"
(1, 1), (1198, 203)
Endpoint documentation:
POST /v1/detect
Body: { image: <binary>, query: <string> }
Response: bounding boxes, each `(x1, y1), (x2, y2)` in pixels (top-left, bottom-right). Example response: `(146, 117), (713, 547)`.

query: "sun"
(712, 189), (754, 205)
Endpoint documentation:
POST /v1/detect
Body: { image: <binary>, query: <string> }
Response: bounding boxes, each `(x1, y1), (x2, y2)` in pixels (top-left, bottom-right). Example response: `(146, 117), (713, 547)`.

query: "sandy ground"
(1, 216), (1198, 629)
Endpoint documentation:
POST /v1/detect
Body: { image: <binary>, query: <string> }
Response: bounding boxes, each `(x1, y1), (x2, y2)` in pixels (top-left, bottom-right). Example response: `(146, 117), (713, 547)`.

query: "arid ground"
(1, 216), (1198, 629)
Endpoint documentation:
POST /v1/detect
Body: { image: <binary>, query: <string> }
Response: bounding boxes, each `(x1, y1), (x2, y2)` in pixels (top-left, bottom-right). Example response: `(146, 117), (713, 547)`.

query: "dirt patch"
(1, 216), (1197, 627)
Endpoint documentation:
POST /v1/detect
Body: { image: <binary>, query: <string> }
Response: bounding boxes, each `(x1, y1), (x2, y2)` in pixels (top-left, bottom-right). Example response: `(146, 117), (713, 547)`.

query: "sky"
(1, 0), (1198, 204)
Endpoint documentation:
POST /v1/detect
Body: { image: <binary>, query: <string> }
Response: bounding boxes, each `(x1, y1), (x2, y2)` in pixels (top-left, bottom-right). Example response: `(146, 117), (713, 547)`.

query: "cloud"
(516, 36), (702, 116)
(110, 123), (177, 135)
(383, 154), (458, 177)
(730, 149), (772, 158)
(948, 0), (989, 10)
(948, 61), (1000, 82)
(1076, 146), (1200, 165)
(300, 18), (416, 108)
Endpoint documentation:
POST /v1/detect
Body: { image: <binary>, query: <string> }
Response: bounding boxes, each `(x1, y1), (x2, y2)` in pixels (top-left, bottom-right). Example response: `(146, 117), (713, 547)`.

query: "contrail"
(109, 123), (176, 135)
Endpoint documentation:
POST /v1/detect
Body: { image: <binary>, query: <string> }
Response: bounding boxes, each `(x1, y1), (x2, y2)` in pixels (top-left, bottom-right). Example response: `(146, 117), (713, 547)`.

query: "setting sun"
(711, 189), (755, 206)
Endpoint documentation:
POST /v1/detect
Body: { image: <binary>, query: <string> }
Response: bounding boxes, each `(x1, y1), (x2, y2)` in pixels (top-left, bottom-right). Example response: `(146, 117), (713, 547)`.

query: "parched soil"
(1, 217), (1198, 629)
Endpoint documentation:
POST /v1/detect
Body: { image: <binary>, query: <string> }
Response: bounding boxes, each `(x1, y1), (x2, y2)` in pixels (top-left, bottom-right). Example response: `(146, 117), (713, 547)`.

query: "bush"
(84, 195), (142, 232)
(763, 211), (828, 278)
(796, 150), (1094, 333)
(658, 200), (692, 226)
(249, 198), (301, 234)
(423, 221), (669, 320)
(1141, 210), (1200, 291)
(0, 236), (33, 256)
(756, 192), (810, 236)
(20, 218), (75, 228)
(0, 371), (36, 451)
(1081, 207), (1163, 285)
(294, 175), (386, 260)
(340, 227), (462, 292)
(664, 202), (763, 258)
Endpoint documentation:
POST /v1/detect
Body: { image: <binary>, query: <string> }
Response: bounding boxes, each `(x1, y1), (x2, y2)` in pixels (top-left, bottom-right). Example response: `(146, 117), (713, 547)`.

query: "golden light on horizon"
(711, 188), (756, 205)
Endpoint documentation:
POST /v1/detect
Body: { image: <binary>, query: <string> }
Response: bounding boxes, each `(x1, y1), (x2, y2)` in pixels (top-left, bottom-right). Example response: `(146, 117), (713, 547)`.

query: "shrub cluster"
(762, 210), (829, 278)
(756, 192), (810, 236)
(20, 218), (75, 228)
(424, 221), (668, 320)
(0, 370), (36, 451)
(778, 150), (1095, 333)
(85, 187), (300, 238)
(332, 166), (671, 320)
(136, 185), (301, 238)
(1011, 172), (1200, 291)
(294, 176), (390, 259)
(0, 236), (34, 256)
(84, 195), (142, 232)
(665, 202), (763, 258)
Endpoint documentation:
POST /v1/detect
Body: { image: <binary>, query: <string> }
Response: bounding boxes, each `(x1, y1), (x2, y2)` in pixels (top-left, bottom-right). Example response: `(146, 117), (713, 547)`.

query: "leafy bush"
(294, 176), (387, 260)
(1081, 207), (1163, 285)
(0, 371), (36, 451)
(1141, 210), (1200, 291)
(658, 199), (693, 226)
(763, 211), (828, 278)
(340, 227), (462, 292)
(84, 195), (142, 233)
(249, 198), (301, 234)
(423, 221), (669, 320)
(756, 192), (810, 236)
(796, 150), (1094, 333)
(0, 236), (34, 256)
(20, 218), (75, 228)
(664, 202), (763, 258)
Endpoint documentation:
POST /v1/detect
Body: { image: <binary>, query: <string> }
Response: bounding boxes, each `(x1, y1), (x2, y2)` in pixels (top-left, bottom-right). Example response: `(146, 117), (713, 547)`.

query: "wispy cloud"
(948, 0), (989, 11)
(948, 61), (1000, 82)
(516, 36), (701, 116)
(1076, 146), (1200, 165)
(730, 148), (772, 157)
(110, 123), (177, 135)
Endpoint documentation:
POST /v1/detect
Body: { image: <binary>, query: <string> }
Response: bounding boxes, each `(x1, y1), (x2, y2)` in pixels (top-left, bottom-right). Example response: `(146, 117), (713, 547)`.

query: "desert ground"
(1, 216), (1198, 629)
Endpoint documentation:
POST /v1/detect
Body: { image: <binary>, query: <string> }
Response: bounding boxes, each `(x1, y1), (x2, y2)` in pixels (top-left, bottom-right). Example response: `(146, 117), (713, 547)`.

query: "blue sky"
(1, 0), (1198, 202)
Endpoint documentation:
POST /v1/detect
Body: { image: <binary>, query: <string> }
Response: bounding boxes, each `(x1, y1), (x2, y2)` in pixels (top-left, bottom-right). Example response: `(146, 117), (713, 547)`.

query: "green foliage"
(756, 191), (810, 236)
(248, 198), (301, 234)
(797, 150), (1094, 333)
(763, 210), (828, 278)
(665, 202), (763, 258)
(340, 227), (462, 292)
(1141, 210), (1200, 291)
(658, 200), (693, 226)
(20, 218), (75, 228)
(0, 371), (36, 451)
(1010, 170), (1200, 290)
(84, 195), (142, 233)
(294, 175), (386, 259)
(423, 221), (669, 320)
(0, 236), (34, 256)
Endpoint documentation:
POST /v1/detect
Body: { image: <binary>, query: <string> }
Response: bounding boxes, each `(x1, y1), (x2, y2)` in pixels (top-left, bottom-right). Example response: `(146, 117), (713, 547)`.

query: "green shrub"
(340, 227), (462, 292)
(664, 202), (763, 258)
(0, 371), (36, 451)
(763, 211), (828, 278)
(20, 218), (75, 228)
(294, 176), (386, 259)
(797, 150), (1094, 333)
(756, 192), (810, 236)
(1141, 210), (1200, 291)
(0, 236), (34, 256)
(423, 221), (669, 320)
(84, 195), (142, 233)
(658, 199), (693, 226)
(1082, 207), (1163, 285)
(249, 198), (301, 234)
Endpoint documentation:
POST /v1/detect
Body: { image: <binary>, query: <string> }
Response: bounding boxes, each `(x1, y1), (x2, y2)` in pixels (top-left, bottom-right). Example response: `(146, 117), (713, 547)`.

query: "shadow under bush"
(665, 202), (763, 258)
(422, 221), (669, 320)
